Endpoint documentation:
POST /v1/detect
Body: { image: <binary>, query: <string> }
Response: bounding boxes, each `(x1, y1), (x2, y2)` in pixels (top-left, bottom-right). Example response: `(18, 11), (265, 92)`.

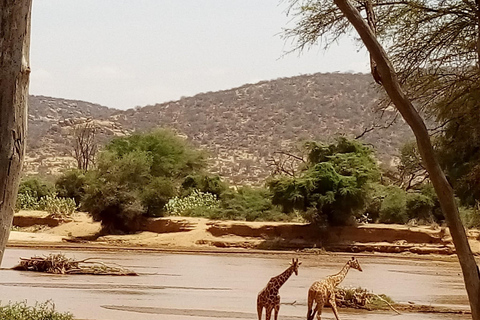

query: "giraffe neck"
(329, 262), (351, 287)
(271, 265), (294, 290)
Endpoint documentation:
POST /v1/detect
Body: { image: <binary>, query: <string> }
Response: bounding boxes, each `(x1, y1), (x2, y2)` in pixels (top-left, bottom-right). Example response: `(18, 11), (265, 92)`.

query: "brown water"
(0, 248), (471, 320)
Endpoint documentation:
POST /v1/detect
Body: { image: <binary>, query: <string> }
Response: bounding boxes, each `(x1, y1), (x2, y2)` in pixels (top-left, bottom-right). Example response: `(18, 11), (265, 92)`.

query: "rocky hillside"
(26, 73), (412, 184)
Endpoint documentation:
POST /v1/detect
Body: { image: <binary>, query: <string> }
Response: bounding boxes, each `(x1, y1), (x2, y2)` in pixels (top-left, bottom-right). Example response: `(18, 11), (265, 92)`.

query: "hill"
(25, 73), (412, 184)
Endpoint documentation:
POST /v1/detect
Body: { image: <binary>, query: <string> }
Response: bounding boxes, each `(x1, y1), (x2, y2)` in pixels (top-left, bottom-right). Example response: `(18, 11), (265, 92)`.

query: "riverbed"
(0, 248), (471, 320)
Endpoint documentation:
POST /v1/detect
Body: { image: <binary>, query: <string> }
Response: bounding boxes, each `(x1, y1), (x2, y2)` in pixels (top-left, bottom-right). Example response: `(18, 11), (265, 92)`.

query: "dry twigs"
(335, 287), (401, 314)
(12, 253), (137, 276)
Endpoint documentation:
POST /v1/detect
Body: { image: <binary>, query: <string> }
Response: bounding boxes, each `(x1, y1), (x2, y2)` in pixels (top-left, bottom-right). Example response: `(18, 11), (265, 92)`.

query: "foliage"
(459, 203), (480, 229)
(378, 186), (408, 224)
(0, 300), (74, 320)
(16, 193), (76, 218)
(38, 195), (76, 219)
(181, 174), (228, 197)
(82, 129), (207, 233)
(268, 137), (380, 225)
(55, 169), (87, 206)
(405, 192), (435, 223)
(397, 141), (428, 190)
(105, 129), (206, 178)
(15, 192), (39, 211)
(165, 190), (220, 216)
(17, 177), (55, 202)
(210, 187), (288, 222)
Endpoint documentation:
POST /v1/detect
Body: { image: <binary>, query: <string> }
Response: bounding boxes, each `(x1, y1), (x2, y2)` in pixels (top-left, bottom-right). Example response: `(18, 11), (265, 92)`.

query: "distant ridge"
(26, 73), (411, 183)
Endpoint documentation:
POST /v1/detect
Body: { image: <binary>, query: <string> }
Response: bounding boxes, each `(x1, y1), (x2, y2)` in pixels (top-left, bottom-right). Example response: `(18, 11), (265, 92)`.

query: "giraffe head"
(290, 258), (302, 275)
(348, 257), (362, 272)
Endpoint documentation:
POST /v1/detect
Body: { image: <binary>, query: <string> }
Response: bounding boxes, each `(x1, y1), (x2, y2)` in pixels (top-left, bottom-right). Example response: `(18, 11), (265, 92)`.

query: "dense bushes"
(18, 130), (480, 231)
(16, 177), (76, 218)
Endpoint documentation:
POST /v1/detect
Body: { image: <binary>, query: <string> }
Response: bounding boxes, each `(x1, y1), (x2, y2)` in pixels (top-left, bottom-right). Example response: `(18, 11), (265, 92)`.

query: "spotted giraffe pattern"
(307, 257), (362, 320)
(257, 258), (301, 320)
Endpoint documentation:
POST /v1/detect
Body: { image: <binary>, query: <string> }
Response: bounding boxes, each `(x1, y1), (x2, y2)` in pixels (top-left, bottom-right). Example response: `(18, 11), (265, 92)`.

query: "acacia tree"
(286, 0), (480, 317)
(0, 1), (33, 265)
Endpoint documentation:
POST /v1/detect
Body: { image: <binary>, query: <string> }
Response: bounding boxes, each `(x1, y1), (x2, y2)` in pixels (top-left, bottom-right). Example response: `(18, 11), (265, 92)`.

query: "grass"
(0, 301), (74, 320)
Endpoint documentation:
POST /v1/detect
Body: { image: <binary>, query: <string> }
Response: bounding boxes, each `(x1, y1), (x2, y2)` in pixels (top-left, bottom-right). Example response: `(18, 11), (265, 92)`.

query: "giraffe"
(257, 258), (302, 320)
(307, 257), (363, 320)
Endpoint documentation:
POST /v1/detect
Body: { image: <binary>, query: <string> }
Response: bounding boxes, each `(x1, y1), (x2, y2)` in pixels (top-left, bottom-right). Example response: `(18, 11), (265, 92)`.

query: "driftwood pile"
(335, 287), (400, 314)
(12, 253), (137, 276)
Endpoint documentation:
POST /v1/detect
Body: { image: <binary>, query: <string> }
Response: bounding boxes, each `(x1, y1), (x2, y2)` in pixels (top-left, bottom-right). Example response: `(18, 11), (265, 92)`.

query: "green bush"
(0, 300), (74, 320)
(406, 192), (435, 222)
(82, 129), (207, 233)
(209, 187), (289, 222)
(15, 192), (39, 211)
(38, 195), (77, 219)
(459, 204), (480, 228)
(15, 190), (76, 218)
(181, 174), (228, 197)
(165, 189), (219, 216)
(268, 137), (380, 225)
(18, 177), (55, 200)
(140, 177), (176, 216)
(378, 186), (408, 224)
(55, 169), (87, 207)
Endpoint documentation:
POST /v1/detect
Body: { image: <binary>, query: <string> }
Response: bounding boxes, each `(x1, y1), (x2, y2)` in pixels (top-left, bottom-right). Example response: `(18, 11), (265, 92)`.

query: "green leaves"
(268, 137), (380, 225)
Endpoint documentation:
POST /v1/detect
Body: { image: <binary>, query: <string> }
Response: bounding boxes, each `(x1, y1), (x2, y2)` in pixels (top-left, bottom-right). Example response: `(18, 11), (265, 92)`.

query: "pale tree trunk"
(0, 0), (33, 265)
(332, 0), (480, 318)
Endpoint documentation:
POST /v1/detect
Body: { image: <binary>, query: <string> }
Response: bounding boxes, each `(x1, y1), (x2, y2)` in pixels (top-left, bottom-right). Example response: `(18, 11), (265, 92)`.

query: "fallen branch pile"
(12, 253), (137, 276)
(335, 287), (400, 314)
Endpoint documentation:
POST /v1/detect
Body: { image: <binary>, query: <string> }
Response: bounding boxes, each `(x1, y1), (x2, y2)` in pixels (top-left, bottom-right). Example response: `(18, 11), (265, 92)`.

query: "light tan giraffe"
(257, 258), (301, 320)
(307, 257), (363, 320)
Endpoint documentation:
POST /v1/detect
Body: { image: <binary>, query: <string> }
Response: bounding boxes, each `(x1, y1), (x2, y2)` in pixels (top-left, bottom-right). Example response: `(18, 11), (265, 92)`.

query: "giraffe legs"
(257, 295), (263, 320)
(307, 289), (315, 320)
(265, 305), (274, 320)
(329, 297), (340, 320)
(274, 295), (280, 320)
(257, 304), (263, 320)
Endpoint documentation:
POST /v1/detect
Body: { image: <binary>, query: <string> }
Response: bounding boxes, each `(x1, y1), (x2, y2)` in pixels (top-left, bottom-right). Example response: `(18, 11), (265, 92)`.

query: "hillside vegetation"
(26, 72), (411, 184)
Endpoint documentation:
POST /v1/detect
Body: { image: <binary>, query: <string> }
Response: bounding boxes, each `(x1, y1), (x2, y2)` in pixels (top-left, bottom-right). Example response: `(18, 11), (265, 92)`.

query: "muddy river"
(0, 248), (472, 320)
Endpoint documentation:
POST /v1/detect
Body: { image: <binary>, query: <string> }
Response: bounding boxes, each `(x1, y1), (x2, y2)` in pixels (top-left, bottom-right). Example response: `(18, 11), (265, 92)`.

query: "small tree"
(72, 119), (98, 171)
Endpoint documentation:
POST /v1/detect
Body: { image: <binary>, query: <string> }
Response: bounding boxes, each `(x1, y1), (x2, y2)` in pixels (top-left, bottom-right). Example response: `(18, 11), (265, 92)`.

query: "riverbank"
(8, 211), (480, 256)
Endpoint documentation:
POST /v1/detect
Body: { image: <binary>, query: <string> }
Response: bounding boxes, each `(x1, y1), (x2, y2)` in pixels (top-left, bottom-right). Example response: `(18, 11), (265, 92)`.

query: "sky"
(30, 0), (369, 110)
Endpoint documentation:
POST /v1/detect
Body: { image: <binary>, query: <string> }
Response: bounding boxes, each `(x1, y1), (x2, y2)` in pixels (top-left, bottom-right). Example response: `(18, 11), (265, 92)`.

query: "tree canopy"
(268, 137), (379, 225)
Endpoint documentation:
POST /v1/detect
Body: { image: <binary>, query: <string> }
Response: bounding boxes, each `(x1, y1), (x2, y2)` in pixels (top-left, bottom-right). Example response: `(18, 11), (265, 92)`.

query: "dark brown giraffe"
(257, 258), (301, 320)
(307, 257), (363, 320)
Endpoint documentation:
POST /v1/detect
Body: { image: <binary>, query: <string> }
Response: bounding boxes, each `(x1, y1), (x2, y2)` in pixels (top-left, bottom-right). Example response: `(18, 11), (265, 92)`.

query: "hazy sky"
(30, 1), (369, 110)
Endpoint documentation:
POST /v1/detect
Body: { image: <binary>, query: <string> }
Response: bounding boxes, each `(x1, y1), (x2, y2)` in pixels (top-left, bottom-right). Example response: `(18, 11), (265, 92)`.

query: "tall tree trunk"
(0, 0), (32, 265)
(332, 0), (480, 318)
